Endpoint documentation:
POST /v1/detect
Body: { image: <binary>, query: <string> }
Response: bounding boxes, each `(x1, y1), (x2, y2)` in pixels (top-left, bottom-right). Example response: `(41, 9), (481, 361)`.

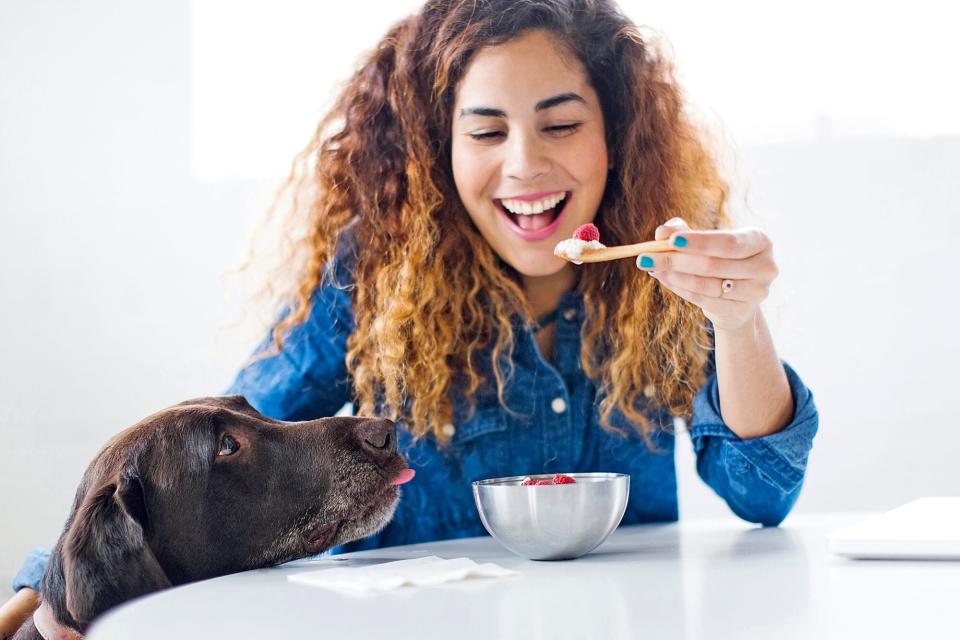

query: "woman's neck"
(520, 264), (577, 319)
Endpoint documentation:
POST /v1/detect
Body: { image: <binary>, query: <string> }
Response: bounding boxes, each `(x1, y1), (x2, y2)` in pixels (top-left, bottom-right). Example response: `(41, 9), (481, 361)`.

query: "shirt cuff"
(689, 360), (819, 493)
(12, 547), (50, 593)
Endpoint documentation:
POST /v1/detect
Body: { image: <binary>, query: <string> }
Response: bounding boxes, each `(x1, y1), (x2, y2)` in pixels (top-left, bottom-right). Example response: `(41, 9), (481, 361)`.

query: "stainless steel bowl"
(472, 472), (630, 560)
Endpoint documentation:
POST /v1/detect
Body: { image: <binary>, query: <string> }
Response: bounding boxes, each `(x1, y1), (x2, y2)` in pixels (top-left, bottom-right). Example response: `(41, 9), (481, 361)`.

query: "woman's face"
(451, 29), (609, 277)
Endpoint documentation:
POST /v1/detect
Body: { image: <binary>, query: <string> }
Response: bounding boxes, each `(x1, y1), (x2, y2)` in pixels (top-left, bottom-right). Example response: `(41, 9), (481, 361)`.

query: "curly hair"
(255, 0), (730, 444)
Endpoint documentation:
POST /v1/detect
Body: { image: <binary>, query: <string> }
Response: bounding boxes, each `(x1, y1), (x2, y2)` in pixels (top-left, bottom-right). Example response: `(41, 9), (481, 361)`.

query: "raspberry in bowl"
(471, 472), (630, 560)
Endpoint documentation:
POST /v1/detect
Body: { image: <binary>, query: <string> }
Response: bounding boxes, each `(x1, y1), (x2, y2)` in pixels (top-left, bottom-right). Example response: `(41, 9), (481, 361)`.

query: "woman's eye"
(468, 131), (505, 141)
(217, 434), (240, 457)
(545, 123), (580, 136)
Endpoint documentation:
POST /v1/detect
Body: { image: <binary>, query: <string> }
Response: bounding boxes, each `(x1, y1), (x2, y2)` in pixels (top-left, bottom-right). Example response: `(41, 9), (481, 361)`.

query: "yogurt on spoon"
(554, 223), (605, 264)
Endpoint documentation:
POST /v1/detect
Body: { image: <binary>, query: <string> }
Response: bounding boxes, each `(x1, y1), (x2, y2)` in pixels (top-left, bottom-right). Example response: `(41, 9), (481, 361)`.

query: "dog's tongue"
(391, 468), (416, 485)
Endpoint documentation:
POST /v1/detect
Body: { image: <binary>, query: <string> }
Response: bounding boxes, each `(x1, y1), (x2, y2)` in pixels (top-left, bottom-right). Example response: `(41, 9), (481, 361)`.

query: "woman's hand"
(636, 217), (778, 333)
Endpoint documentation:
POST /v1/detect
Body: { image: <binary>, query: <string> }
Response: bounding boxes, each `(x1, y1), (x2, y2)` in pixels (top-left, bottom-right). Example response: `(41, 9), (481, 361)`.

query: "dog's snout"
(355, 419), (397, 464)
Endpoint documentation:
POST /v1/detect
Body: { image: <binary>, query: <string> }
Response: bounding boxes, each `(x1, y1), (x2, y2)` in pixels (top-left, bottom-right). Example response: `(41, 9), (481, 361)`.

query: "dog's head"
(49, 396), (411, 628)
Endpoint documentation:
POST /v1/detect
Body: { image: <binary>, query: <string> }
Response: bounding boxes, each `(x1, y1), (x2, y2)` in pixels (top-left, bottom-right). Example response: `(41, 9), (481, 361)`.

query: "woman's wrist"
(713, 309), (794, 439)
(711, 308), (760, 338)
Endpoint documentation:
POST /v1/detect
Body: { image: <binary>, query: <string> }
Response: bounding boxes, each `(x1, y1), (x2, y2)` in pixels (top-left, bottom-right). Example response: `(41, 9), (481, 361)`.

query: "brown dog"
(6, 396), (413, 639)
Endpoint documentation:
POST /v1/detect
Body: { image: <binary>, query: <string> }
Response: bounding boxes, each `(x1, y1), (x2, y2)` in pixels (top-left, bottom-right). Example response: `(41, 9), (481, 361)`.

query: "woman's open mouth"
(495, 191), (570, 241)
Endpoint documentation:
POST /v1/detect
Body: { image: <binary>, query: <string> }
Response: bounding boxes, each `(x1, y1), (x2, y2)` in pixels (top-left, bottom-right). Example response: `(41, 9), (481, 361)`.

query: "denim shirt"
(223, 273), (818, 557)
(12, 251), (819, 591)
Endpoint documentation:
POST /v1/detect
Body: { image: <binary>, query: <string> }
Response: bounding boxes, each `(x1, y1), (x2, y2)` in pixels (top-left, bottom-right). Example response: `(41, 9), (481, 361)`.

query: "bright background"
(2, 0), (959, 596)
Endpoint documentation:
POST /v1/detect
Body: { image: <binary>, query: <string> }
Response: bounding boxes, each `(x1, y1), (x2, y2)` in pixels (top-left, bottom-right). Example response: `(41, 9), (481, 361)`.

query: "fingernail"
(666, 217), (685, 226)
(638, 256), (654, 269)
(672, 235), (688, 248)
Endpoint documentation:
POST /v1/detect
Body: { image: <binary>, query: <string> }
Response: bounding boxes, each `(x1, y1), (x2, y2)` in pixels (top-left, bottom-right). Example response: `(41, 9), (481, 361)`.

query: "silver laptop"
(828, 497), (960, 560)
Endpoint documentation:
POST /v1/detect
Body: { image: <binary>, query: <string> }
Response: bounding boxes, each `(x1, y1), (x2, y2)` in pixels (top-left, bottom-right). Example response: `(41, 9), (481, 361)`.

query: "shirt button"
(442, 423), (456, 437)
(551, 397), (567, 414)
(643, 384), (656, 398)
(562, 308), (577, 322)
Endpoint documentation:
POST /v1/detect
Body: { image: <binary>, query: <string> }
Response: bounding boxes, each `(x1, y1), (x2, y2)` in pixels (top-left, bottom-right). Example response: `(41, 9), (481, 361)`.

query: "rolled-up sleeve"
(689, 360), (818, 526)
(12, 547), (50, 592)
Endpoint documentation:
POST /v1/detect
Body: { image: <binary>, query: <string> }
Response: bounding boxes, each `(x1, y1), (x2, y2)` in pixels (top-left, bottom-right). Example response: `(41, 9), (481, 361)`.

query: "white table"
(87, 513), (957, 639)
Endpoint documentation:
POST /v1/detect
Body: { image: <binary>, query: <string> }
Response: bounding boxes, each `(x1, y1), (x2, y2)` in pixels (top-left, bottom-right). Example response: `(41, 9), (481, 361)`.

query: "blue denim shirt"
(12, 250), (818, 591)
(224, 274), (817, 558)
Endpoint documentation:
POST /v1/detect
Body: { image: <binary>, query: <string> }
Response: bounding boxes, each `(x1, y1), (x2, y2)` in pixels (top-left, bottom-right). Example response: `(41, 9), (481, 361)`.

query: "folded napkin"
(287, 555), (519, 595)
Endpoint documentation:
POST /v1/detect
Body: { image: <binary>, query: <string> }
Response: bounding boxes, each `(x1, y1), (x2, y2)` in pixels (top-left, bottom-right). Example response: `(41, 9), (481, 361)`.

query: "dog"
(6, 395), (413, 639)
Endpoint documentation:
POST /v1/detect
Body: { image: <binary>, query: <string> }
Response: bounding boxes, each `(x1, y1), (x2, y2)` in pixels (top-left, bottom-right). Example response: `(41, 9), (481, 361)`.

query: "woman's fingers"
(636, 251), (777, 282)
(640, 222), (778, 332)
(666, 227), (771, 259)
(0, 588), (39, 638)
(652, 275), (746, 311)
(654, 217), (689, 242)
(648, 270), (766, 303)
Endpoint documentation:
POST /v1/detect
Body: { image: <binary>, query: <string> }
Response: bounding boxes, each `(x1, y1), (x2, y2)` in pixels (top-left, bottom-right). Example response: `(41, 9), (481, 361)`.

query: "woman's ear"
(61, 468), (171, 626)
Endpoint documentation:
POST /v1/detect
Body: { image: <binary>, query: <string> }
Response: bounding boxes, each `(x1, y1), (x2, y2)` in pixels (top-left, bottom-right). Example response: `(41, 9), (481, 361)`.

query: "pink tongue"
(391, 468), (416, 485)
(514, 210), (557, 231)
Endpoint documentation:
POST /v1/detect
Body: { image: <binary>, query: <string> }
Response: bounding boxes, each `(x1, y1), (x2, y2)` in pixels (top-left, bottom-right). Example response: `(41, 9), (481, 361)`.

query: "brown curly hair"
(254, 0), (730, 444)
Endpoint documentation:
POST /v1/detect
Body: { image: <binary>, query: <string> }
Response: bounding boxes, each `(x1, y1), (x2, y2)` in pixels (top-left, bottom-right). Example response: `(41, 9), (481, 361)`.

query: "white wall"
(2, 0), (958, 598)
(0, 0), (261, 595)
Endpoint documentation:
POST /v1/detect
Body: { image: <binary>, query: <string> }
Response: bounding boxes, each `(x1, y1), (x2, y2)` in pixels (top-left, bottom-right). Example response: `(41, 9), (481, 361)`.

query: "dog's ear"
(212, 395), (261, 415)
(174, 394), (261, 416)
(61, 468), (171, 626)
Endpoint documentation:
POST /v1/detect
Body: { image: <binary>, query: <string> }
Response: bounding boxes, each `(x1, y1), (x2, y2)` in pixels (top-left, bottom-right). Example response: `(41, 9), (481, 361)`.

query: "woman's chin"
(505, 252), (573, 279)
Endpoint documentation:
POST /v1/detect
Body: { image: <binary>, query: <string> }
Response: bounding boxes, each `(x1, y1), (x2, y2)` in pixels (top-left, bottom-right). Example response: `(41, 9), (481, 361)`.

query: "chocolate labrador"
(7, 395), (414, 640)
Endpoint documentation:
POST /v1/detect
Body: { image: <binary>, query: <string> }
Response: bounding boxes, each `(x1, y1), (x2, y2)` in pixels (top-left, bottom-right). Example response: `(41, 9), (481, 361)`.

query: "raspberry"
(520, 477), (536, 486)
(553, 473), (577, 484)
(572, 223), (600, 242)
(536, 479), (554, 485)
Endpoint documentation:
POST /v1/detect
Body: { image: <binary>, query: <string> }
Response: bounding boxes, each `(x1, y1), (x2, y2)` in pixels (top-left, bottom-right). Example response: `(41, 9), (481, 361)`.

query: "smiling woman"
(252, 0), (743, 446)
(219, 0), (815, 546)
(451, 31), (609, 276)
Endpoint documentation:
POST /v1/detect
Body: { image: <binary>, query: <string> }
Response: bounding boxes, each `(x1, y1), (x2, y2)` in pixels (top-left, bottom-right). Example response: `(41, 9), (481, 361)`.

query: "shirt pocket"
(446, 407), (512, 483)
(430, 407), (509, 531)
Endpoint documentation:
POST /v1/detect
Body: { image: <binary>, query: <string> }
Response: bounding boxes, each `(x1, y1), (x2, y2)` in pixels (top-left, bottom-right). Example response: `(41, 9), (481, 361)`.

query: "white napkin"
(287, 555), (519, 595)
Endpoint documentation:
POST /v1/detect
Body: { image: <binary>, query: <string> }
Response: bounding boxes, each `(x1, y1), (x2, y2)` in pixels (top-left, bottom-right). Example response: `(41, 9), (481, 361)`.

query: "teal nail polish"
(672, 235), (688, 248)
(639, 256), (654, 269)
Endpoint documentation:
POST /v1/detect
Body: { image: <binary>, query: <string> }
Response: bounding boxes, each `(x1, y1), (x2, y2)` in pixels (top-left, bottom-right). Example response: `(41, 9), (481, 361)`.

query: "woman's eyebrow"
(460, 106), (507, 119)
(458, 92), (587, 119)
(534, 92), (586, 111)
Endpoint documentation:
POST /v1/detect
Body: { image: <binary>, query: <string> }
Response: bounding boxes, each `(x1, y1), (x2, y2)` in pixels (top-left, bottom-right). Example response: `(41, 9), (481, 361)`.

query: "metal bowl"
(472, 472), (630, 560)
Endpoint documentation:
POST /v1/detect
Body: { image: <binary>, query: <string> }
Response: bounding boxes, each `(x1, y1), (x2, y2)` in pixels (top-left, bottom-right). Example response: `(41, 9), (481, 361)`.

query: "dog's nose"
(355, 419), (397, 465)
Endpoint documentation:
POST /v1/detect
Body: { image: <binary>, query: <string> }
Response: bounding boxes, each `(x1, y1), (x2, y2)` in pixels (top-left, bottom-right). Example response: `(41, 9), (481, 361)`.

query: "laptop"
(828, 497), (960, 560)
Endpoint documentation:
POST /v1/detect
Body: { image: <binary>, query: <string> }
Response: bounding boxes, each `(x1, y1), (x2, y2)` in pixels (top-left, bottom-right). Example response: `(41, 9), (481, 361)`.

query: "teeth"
(501, 192), (566, 215)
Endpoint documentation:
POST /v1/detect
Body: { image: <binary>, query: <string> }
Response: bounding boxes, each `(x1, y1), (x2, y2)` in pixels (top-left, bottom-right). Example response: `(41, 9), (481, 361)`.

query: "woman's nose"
(503, 131), (551, 182)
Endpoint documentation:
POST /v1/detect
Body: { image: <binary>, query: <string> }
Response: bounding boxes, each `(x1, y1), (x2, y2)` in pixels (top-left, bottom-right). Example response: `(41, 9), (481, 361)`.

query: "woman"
(11, 0), (817, 633)
(225, 0), (816, 551)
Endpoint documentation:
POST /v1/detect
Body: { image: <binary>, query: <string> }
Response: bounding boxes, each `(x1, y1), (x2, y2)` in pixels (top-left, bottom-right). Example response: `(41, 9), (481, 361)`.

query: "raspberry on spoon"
(572, 223), (600, 242)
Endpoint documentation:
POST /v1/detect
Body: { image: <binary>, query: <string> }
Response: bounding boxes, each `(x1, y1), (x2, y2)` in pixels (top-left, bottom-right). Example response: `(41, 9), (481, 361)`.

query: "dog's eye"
(217, 434), (240, 457)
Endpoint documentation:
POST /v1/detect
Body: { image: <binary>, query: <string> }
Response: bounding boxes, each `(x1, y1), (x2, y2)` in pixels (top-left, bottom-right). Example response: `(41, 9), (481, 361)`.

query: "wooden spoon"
(555, 239), (675, 264)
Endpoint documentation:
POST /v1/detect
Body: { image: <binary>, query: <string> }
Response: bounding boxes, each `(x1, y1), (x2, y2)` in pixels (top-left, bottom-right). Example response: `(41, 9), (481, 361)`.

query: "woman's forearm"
(713, 309), (794, 439)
